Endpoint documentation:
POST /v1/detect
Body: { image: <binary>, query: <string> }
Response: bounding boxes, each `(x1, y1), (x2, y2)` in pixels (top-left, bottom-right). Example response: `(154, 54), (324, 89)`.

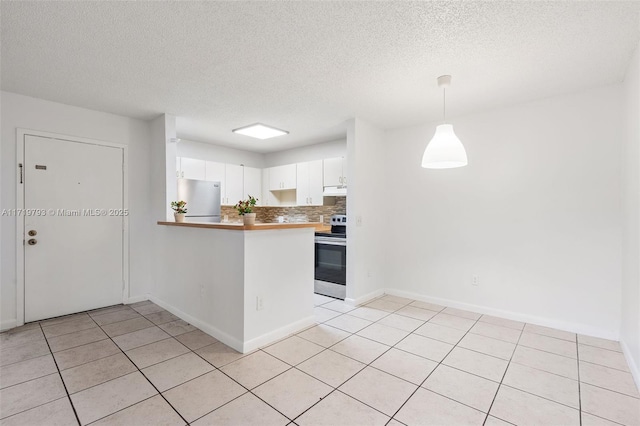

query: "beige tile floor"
(1, 295), (639, 425)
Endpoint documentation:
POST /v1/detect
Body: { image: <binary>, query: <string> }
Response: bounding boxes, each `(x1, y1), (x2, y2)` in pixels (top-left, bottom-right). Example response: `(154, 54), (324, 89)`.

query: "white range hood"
(323, 186), (347, 197)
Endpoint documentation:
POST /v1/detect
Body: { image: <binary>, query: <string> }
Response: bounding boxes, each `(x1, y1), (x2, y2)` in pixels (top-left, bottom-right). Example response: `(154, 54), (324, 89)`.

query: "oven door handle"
(315, 240), (347, 247)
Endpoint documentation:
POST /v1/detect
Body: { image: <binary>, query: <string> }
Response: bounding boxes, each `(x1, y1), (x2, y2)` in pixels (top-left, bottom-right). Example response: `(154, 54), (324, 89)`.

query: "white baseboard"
(620, 339), (640, 392)
(0, 319), (17, 332)
(345, 288), (385, 307)
(383, 288), (619, 340)
(242, 315), (316, 353)
(124, 294), (149, 304)
(148, 295), (245, 353)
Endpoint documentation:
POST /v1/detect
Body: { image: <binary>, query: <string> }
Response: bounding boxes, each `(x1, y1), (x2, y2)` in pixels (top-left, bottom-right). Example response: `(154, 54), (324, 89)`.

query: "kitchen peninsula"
(154, 221), (320, 353)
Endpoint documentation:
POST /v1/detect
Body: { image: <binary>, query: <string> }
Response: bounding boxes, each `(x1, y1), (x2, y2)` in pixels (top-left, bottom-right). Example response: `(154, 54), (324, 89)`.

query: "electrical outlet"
(472, 275), (479, 286)
(256, 296), (264, 311)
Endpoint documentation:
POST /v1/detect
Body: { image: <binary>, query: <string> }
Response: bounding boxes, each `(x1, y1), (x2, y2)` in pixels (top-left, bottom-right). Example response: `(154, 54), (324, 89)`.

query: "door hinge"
(19, 163), (23, 184)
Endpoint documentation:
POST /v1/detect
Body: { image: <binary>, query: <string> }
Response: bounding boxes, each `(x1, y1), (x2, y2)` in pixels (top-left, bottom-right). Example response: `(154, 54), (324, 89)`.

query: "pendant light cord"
(443, 87), (446, 123)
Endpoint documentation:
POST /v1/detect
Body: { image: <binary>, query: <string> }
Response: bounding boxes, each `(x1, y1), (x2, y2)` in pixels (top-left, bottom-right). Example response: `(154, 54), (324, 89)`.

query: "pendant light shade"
(422, 75), (468, 169)
(421, 124), (468, 169)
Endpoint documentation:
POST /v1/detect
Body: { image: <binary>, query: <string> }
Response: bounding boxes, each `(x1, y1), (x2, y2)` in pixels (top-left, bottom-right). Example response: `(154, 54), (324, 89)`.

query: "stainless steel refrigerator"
(177, 178), (222, 223)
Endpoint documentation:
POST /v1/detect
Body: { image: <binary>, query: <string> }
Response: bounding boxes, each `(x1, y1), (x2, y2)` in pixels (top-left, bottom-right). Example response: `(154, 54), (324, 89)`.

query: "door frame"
(16, 129), (130, 326)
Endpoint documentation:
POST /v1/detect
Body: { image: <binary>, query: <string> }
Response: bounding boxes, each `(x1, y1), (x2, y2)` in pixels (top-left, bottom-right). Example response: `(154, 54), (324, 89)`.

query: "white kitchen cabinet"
(261, 168), (276, 206)
(323, 157), (347, 187)
(268, 164), (297, 190)
(225, 164), (244, 206)
(243, 166), (262, 206)
(296, 160), (323, 206)
(178, 157), (206, 180)
(204, 161), (244, 205)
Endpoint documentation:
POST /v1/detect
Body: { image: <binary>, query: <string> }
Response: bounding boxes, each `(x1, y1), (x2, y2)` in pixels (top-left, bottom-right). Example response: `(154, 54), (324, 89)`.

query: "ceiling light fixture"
(421, 75), (468, 169)
(232, 123), (289, 140)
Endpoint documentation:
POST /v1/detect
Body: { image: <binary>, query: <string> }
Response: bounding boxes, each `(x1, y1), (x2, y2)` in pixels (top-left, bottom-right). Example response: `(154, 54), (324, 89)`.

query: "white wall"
(345, 119), (387, 303)
(177, 138), (265, 169)
(264, 139), (346, 167)
(0, 92), (154, 329)
(621, 42), (640, 384)
(384, 86), (624, 338)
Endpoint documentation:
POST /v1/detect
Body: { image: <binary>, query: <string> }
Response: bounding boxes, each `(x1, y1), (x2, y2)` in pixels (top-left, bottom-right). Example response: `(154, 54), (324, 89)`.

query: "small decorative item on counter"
(234, 195), (258, 225)
(171, 200), (187, 223)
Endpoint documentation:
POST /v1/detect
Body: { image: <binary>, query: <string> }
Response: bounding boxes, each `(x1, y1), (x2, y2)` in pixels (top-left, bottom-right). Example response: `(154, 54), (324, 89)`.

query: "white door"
(24, 135), (124, 322)
(323, 157), (343, 186)
(243, 166), (262, 206)
(296, 162), (310, 205)
(179, 157), (206, 180)
(225, 164), (244, 206)
(308, 160), (324, 205)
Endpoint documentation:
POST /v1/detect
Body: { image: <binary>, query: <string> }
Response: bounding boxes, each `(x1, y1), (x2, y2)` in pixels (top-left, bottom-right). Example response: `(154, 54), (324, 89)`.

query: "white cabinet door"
(268, 166), (282, 191)
(205, 161), (225, 204)
(180, 157), (206, 180)
(323, 157), (343, 187)
(225, 164), (244, 206)
(243, 166), (262, 206)
(308, 160), (324, 205)
(269, 164), (297, 190)
(281, 164), (297, 189)
(296, 162), (310, 205)
(262, 168), (277, 206)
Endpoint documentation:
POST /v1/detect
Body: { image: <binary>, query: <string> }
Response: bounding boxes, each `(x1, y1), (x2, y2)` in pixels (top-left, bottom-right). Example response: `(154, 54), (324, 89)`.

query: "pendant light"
(421, 75), (468, 169)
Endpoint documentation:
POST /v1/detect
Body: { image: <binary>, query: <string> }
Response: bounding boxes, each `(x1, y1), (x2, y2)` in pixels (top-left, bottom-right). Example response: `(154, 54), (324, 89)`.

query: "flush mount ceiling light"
(232, 123), (289, 140)
(421, 75), (468, 169)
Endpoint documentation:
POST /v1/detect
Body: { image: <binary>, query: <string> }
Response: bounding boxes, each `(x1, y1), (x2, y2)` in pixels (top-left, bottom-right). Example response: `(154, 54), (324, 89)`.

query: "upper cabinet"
(203, 160), (259, 206)
(268, 164), (297, 191)
(323, 157), (347, 187)
(177, 157), (206, 180)
(243, 167), (262, 206)
(225, 164), (244, 206)
(296, 160), (324, 206)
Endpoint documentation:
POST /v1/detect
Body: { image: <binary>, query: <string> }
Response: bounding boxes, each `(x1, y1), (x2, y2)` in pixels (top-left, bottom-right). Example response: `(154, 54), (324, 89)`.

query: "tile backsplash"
(221, 197), (346, 225)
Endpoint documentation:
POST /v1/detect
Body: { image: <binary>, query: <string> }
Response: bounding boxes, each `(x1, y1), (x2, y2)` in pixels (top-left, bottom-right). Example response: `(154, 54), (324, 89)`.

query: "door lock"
(27, 239), (37, 246)
(28, 230), (37, 236)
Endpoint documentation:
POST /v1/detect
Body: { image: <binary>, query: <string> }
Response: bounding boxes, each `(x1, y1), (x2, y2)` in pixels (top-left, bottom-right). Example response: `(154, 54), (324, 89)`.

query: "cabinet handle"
(176, 171), (179, 177)
(343, 176), (346, 184)
(181, 171), (184, 178)
(339, 176), (343, 184)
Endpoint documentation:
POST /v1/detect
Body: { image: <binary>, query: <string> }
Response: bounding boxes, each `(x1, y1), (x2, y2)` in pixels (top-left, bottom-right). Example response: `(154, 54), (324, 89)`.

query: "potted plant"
(171, 200), (187, 223)
(235, 195), (258, 225)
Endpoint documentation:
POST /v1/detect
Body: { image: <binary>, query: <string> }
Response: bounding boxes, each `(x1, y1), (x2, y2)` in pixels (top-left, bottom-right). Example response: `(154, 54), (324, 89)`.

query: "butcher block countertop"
(158, 221), (325, 231)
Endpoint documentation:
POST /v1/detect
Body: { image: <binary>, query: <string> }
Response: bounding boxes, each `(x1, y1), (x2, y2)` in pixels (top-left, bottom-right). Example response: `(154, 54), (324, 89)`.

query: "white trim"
(620, 339), (640, 392)
(344, 288), (385, 307)
(0, 320), (18, 332)
(242, 316), (316, 353)
(148, 294), (245, 353)
(124, 294), (149, 305)
(16, 129), (130, 326)
(383, 288), (619, 340)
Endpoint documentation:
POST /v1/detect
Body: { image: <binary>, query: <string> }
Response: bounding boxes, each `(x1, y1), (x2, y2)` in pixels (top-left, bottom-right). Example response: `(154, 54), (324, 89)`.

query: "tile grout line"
(387, 312), (485, 423)
(92, 312), (192, 426)
(577, 336), (583, 426)
(482, 321), (526, 426)
(38, 322), (82, 426)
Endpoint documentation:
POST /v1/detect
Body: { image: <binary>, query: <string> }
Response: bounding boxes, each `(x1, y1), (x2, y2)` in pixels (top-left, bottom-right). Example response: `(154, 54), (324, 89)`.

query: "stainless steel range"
(314, 215), (347, 299)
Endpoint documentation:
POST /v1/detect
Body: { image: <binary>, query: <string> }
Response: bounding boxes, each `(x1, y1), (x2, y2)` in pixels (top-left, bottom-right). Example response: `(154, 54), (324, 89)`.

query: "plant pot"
(174, 213), (185, 223)
(243, 213), (256, 226)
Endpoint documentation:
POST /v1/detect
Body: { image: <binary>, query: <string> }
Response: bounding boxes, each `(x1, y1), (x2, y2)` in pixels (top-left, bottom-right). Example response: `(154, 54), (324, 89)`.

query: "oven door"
(314, 238), (346, 286)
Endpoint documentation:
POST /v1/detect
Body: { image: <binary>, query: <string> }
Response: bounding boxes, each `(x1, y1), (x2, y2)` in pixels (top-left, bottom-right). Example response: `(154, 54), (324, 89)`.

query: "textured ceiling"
(2, 1), (639, 152)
